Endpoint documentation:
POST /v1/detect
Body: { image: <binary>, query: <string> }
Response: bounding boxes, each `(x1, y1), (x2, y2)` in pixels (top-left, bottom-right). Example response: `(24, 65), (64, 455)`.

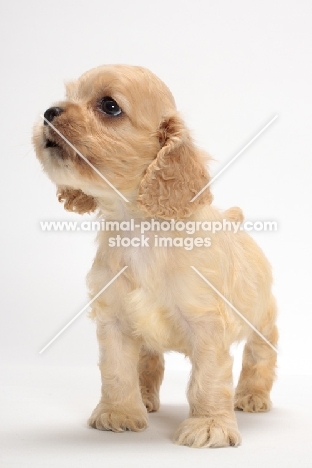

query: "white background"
(1, 1), (312, 466)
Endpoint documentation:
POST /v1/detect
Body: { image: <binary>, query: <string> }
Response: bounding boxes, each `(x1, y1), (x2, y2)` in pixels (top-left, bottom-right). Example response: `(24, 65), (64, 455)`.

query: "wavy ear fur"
(137, 114), (213, 219)
(57, 187), (98, 214)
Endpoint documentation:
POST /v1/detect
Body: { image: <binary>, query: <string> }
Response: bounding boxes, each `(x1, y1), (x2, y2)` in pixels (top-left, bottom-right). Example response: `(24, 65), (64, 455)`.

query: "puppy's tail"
(223, 206), (244, 223)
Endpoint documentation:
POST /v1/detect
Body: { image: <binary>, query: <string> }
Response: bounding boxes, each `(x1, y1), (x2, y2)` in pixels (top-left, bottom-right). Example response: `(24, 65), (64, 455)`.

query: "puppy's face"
(33, 65), (176, 199)
(34, 64), (212, 218)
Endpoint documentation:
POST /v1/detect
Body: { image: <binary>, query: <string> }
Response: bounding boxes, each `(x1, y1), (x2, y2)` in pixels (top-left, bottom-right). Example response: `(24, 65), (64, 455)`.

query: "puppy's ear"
(137, 114), (213, 219)
(57, 186), (98, 214)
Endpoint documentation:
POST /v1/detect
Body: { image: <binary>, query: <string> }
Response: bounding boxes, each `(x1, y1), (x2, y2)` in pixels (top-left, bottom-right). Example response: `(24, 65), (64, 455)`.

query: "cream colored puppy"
(33, 64), (278, 448)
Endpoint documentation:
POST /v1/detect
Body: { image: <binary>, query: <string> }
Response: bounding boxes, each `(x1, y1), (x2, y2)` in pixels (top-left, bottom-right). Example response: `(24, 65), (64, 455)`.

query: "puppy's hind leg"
(139, 347), (165, 412)
(235, 296), (278, 412)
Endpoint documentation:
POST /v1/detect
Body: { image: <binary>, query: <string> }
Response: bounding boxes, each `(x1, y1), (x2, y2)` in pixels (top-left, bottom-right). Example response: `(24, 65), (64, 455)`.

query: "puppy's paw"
(235, 392), (271, 412)
(88, 403), (148, 432)
(141, 388), (160, 413)
(174, 417), (241, 448)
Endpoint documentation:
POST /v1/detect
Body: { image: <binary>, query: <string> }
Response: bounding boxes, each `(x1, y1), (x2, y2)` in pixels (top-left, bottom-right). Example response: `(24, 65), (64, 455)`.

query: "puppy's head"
(33, 64), (212, 218)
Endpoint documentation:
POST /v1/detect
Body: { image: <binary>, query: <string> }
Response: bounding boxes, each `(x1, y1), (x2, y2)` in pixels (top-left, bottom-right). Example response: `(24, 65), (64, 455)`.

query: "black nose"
(43, 107), (64, 125)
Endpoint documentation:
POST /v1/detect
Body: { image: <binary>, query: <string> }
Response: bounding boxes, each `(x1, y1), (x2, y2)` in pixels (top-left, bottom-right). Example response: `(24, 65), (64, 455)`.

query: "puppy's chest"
(123, 246), (158, 283)
(127, 294), (190, 353)
(122, 248), (190, 353)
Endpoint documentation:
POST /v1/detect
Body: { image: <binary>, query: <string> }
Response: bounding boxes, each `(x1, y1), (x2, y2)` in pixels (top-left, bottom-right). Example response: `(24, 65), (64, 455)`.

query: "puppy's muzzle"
(43, 106), (64, 148)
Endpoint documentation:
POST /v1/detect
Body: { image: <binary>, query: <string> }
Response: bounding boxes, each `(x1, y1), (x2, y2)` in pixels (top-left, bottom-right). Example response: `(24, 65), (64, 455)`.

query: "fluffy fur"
(33, 64), (278, 448)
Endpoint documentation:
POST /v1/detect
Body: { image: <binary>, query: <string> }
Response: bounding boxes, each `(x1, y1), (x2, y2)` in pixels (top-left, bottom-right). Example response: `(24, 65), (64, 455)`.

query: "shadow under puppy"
(33, 64), (278, 448)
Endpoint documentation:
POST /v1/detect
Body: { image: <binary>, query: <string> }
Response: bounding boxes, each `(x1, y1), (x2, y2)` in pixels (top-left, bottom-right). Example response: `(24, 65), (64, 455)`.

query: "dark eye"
(99, 97), (122, 116)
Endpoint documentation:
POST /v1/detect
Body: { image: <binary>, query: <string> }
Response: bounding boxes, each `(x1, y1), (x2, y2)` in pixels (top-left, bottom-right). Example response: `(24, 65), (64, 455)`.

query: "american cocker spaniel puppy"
(33, 64), (278, 448)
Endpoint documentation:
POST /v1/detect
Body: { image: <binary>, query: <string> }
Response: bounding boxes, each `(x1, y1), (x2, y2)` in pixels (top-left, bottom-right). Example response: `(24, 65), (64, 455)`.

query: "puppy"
(33, 64), (278, 448)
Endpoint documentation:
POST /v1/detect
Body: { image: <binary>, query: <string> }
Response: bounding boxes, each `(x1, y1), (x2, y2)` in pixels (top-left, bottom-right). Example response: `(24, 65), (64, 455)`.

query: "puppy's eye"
(99, 97), (122, 116)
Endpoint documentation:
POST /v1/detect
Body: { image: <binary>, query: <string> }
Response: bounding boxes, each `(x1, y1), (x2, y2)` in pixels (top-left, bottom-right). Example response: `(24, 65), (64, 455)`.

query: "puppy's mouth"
(45, 138), (59, 148)
(43, 135), (69, 161)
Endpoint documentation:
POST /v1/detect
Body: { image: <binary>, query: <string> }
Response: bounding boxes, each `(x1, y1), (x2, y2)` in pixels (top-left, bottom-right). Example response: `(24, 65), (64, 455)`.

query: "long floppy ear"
(57, 186), (98, 214)
(137, 114), (213, 219)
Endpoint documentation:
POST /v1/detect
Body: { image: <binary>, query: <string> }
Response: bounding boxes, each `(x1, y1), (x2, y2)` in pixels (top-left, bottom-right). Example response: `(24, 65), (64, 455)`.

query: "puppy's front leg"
(174, 331), (241, 448)
(88, 318), (148, 432)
